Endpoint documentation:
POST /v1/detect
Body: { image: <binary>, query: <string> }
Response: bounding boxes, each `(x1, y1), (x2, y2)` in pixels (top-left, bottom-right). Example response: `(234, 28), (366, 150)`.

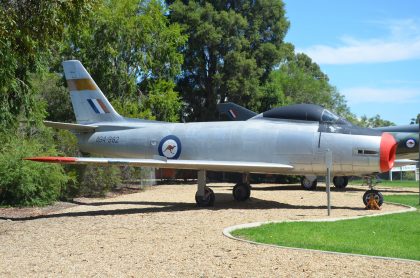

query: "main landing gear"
(332, 176), (349, 189)
(233, 173), (251, 201)
(195, 170), (215, 207)
(195, 171), (252, 206)
(362, 176), (384, 208)
(301, 175), (349, 190)
(300, 176), (317, 190)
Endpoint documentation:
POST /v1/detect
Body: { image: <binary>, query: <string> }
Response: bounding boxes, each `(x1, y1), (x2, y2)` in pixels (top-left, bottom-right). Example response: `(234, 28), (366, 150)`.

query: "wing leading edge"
(24, 156), (293, 174)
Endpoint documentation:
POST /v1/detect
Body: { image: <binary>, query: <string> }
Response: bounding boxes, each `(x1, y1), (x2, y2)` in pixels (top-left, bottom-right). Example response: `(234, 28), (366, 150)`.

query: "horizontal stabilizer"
(24, 156), (293, 174)
(44, 121), (98, 132)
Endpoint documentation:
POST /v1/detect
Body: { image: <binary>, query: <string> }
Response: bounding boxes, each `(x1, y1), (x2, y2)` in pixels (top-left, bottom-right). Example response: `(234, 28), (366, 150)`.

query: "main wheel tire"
(333, 176), (349, 189)
(362, 190), (384, 207)
(233, 183), (251, 201)
(195, 187), (215, 207)
(300, 177), (317, 190)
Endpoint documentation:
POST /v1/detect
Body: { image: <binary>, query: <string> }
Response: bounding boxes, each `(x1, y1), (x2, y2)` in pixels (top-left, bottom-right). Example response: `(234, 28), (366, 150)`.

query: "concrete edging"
(223, 202), (419, 263)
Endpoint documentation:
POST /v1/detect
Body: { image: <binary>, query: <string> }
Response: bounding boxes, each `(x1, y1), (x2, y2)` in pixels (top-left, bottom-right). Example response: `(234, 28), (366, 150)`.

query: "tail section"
(63, 60), (123, 124)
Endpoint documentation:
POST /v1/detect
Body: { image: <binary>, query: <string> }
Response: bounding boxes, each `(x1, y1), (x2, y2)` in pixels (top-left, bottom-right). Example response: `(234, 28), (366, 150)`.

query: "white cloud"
(342, 87), (420, 104)
(298, 19), (420, 64)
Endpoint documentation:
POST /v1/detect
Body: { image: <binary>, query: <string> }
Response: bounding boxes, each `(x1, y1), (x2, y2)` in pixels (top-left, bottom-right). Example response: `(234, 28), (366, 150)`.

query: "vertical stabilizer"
(63, 60), (123, 124)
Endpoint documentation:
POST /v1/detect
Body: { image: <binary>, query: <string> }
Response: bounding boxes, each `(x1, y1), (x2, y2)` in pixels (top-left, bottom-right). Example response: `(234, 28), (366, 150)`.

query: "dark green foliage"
(169, 0), (292, 121)
(62, 0), (186, 122)
(31, 72), (76, 123)
(73, 166), (122, 197)
(0, 0), (95, 129)
(0, 136), (68, 206)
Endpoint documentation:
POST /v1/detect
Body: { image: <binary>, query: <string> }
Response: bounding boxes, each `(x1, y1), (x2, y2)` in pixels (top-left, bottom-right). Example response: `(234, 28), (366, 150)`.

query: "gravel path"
(0, 183), (419, 277)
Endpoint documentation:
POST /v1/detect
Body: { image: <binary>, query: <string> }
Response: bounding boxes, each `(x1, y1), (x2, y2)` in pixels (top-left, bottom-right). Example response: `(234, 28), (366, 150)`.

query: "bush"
(76, 165), (122, 197)
(0, 137), (68, 206)
(51, 130), (123, 198)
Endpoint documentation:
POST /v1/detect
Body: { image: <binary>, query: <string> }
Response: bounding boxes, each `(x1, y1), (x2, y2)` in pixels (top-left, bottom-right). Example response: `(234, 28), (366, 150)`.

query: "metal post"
(325, 149), (333, 216)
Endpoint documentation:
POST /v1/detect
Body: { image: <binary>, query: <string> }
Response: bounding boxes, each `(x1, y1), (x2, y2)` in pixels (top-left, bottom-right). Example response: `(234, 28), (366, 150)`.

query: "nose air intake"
(379, 132), (397, 172)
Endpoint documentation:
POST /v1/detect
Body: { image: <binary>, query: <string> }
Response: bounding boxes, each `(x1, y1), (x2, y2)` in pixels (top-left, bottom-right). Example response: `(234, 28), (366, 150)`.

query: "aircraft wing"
(44, 121), (98, 132)
(375, 124), (418, 133)
(24, 156), (293, 174)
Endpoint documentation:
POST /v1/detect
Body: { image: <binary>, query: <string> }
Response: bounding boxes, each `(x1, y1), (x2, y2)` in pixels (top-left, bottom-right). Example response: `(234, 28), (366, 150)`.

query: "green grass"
(349, 179), (419, 188)
(232, 195), (420, 260)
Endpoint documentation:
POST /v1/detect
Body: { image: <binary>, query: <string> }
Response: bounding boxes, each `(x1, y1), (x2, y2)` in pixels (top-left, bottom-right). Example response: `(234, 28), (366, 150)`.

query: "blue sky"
(283, 0), (420, 125)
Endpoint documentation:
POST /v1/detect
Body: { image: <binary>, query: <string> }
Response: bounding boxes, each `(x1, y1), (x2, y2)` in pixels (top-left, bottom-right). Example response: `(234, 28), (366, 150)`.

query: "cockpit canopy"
(262, 104), (351, 125)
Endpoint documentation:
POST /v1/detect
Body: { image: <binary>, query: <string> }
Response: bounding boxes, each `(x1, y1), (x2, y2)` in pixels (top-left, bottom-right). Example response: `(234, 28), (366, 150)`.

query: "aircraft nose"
(380, 132), (397, 172)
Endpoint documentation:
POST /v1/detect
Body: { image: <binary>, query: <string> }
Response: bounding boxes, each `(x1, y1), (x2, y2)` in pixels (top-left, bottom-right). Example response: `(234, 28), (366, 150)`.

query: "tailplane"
(63, 60), (123, 124)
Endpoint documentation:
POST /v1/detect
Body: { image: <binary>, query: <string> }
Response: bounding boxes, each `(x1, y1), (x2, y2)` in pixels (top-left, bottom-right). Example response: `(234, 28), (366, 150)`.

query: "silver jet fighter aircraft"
(26, 60), (398, 207)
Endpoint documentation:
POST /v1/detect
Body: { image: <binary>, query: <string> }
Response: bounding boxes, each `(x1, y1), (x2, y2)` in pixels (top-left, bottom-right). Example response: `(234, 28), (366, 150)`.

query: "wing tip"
(24, 157), (77, 163)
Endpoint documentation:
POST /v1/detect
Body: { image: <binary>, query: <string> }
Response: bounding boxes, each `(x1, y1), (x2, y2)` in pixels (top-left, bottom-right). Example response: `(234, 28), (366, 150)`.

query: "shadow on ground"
(0, 192), (364, 222)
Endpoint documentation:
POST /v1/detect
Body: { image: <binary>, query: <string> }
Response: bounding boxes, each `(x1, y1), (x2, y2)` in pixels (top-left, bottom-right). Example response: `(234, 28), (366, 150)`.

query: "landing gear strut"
(195, 170), (215, 207)
(233, 173), (251, 201)
(362, 176), (384, 207)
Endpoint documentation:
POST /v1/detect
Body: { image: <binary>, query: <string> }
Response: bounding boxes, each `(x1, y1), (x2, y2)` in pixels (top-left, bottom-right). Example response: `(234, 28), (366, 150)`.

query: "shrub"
(76, 165), (122, 197)
(0, 137), (68, 206)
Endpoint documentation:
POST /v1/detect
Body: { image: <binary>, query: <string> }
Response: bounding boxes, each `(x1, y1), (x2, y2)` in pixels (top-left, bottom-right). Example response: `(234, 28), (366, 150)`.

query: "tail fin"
(63, 60), (123, 124)
(217, 102), (257, 121)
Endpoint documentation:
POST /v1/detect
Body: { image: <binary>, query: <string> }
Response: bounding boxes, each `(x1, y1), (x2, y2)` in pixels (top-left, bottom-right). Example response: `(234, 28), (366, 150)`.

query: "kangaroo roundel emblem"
(406, 138), (416, 149)
(158, 135), (182, 159)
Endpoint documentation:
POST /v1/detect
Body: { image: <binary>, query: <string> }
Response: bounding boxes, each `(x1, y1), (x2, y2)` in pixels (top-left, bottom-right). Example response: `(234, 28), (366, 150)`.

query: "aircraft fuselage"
(76, 118), (387, 176)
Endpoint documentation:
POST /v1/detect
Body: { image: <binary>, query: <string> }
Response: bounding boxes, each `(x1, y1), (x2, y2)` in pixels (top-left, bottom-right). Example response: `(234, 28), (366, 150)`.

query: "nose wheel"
(363, 190), (384, 207)
(362, 176), (384, 207)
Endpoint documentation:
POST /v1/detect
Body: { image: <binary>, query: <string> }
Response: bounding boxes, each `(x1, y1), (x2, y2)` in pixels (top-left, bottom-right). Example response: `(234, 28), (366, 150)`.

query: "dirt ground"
(0, 183), (419, 277)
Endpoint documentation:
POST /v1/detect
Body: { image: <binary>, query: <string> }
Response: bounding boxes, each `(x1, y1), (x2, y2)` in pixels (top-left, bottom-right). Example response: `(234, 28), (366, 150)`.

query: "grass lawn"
(349, 179), (420, 188)
(231, 195), (420, 260)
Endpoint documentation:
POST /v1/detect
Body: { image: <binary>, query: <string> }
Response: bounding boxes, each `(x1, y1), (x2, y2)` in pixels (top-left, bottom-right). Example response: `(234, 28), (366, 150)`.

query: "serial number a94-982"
(96, 136), (119, 144)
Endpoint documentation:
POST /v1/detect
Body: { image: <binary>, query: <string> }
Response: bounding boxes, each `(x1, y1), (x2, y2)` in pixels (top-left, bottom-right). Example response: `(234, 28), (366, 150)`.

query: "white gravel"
(0, 183), (419, 277)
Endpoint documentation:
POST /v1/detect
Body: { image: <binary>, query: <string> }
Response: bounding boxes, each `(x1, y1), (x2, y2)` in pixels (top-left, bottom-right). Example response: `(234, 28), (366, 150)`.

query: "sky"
(283, 0), (420, 125)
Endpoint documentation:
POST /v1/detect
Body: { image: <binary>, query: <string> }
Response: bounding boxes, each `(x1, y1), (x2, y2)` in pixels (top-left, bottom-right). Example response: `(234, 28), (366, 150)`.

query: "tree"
(169, 0), (291, 121)
(261, 53), (354, 120)
(0, 0), (95, 130)
(358, 114), (395, 128)
(410, 114), (420, 125)
(61, 0), (186, 122)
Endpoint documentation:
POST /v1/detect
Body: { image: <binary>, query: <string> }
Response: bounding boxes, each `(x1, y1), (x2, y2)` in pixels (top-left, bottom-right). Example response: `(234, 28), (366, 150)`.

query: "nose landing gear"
(362, 177), (384, 208)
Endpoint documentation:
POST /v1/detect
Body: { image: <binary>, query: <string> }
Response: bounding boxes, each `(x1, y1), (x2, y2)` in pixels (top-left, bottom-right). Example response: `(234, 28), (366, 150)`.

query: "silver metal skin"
(73, 117), (383, 176)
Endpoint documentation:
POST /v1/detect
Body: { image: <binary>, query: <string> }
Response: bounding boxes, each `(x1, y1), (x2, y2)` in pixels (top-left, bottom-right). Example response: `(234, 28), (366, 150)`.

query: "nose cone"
(380, 132), (397, 172)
